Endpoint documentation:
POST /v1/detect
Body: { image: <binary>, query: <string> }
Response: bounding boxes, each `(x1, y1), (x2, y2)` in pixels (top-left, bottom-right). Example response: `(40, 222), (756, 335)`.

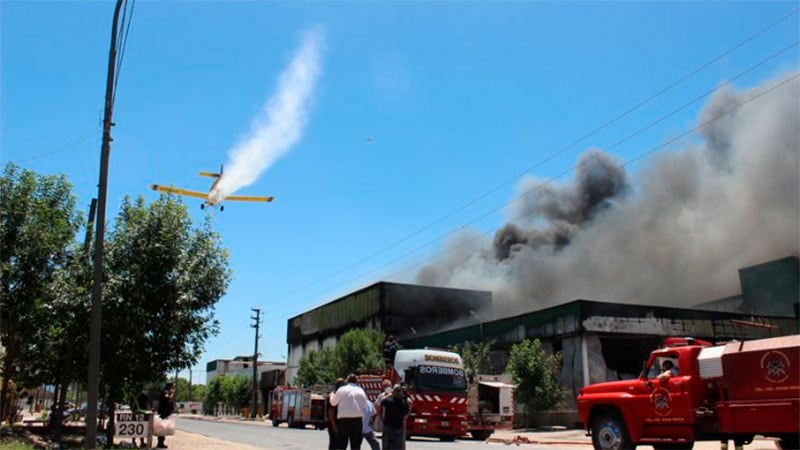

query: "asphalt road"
(175, 416), (783, 450)
(174, 417), (590, 449)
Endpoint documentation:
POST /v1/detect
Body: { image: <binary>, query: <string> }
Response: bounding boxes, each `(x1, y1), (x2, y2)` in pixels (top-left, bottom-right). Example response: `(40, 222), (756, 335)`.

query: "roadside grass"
(0, 440), (35, 450)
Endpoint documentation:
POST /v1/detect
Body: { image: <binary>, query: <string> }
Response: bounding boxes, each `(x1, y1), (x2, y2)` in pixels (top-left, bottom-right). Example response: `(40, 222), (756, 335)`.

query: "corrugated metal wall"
(287, 284), (381, 342)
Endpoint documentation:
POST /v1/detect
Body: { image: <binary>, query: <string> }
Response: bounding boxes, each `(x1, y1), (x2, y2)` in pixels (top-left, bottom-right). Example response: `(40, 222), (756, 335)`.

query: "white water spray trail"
(211, 27), (325, 203)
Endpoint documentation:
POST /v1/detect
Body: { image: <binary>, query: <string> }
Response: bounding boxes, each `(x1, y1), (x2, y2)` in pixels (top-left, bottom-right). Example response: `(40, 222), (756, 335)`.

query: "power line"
(378, 73), (800, 283)
(113, 0), (135, 105)
(264, 48), (800, 319)
(320, 72), (800, 306)
(9, 127), (101, 164)
(266, 7), (799, 305)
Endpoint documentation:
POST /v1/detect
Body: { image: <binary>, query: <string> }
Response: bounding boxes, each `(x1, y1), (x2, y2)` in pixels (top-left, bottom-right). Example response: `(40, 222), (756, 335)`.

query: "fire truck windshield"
(413, 365), (467, 392)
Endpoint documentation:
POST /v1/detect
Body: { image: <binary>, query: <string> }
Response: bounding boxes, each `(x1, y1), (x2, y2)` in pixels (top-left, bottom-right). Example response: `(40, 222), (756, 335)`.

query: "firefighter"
(383, 336), (398, 366)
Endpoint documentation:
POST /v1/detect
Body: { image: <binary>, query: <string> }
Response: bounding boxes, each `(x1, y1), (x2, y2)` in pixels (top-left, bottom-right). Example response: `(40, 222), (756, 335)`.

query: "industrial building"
(413, 299), (797, 407)
(695, 255), (799, 317)
(286, 281), (491, 381)
(410, 257), (798, 399)
(205, 356), (286, 384)
(285, 256), (799, 424)
(411, 255), (798, 426)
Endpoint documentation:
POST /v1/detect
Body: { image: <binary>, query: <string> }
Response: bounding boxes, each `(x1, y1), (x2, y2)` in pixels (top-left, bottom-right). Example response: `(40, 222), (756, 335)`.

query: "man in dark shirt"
(327, 378), (345, 450)
(380, 385), (409, 450)
(156, 382), (176, 448)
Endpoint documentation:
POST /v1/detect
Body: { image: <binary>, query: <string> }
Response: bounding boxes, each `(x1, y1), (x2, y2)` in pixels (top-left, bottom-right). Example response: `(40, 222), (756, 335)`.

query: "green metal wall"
(739, 256), (799, 317)
(287, 284), (381, 343)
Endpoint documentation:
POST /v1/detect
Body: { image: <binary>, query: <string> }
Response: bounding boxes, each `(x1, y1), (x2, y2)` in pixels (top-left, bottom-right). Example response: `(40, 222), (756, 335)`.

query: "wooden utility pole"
(250, 308), (261, 418)
(82, 199), (97, 256)
(85, 1), (123, 447)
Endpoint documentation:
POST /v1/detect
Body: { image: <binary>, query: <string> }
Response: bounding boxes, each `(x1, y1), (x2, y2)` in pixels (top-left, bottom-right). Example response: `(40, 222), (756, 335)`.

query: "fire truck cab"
(361, 348), (469, 441)
(269, 386), (328, 430)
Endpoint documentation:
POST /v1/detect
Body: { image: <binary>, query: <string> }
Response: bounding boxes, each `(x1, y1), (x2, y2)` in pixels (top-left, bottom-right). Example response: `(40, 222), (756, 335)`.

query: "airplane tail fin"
(199, 164), (224, 178)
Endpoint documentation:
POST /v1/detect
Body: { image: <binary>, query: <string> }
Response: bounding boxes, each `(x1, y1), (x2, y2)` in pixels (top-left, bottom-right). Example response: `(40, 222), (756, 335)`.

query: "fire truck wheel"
(470, 430), (492, 440)
(591, 413), (633, 450)
(777, 434), (799, 450)
(439, 436), (456, 442)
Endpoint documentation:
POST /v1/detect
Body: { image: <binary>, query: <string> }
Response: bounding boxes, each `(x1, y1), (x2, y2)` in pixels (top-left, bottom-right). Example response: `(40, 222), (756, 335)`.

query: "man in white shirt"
(331, 374), (369, 449)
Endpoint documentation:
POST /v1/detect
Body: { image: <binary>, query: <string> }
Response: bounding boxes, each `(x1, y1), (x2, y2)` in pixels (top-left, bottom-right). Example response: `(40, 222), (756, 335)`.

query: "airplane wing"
(224, 194), (275, 203)
(150, 184), (208, 200)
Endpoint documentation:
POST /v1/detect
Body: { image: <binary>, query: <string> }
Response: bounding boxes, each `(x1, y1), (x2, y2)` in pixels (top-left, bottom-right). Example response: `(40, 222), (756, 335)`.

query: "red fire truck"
(578, 335), (800, 450)
(360, 348), (469, 441)
(269, 386), (328, 429)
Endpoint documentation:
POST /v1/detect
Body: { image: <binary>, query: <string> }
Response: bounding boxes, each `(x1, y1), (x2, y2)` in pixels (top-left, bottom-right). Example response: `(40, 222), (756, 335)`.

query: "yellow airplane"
(150, 165), (274, 211)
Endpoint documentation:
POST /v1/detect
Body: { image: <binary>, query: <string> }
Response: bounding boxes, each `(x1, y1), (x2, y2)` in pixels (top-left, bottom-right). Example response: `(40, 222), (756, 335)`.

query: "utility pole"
(86, 1), (124, 447)
(250, 307), (261, 419)
(82, 199), (97, 256)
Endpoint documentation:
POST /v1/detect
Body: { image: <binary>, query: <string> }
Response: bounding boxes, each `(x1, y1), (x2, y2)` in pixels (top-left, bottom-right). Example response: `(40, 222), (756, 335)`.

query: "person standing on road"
(157, 382), (176, 449)
(380, 385), (409, 450)
(330, 374), (368, 449)
(362, 399), (380, 450)
(132, 391), (151, 448)
(327, 378), (346, 450)
(373, 379), (392, 434)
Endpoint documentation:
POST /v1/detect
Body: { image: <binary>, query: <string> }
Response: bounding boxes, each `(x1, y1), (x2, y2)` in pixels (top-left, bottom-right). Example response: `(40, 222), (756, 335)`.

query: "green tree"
(189, 383), (206, 403)
(173, 376), (205, 402)
(294, 328), (385, 385)
(0, 163), (81, 421)
(505, 339), (566, 414)
(224, 375), (252, 412)
(35, 247), (93, 438)
(99, 195), (231, 429)
(205, 376), (225, 415)
(334, 328), (385, 375)
(452, 340), (495, 378)
(294, 347), (338, 387)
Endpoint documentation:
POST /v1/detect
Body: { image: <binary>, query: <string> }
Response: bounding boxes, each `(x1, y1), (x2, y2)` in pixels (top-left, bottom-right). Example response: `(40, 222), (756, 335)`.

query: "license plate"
(441, 421), (449, 427)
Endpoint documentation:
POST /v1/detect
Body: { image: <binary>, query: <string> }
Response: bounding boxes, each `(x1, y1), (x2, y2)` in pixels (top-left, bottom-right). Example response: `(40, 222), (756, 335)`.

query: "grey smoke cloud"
(416, 74), (800, 318)
(211, 27), (325, 203)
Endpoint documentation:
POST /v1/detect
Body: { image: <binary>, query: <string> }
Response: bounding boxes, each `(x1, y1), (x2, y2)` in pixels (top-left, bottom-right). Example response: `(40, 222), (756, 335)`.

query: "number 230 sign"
(115, 412), (151, 438)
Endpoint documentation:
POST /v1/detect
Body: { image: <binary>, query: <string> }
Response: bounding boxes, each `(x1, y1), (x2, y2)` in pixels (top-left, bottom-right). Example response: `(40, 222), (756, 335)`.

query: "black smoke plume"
(416, 74), (800, 318)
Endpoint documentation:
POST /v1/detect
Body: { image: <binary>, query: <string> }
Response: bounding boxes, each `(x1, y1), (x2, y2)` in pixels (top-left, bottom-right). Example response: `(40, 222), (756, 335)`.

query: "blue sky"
(3, 1), (798, 383)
